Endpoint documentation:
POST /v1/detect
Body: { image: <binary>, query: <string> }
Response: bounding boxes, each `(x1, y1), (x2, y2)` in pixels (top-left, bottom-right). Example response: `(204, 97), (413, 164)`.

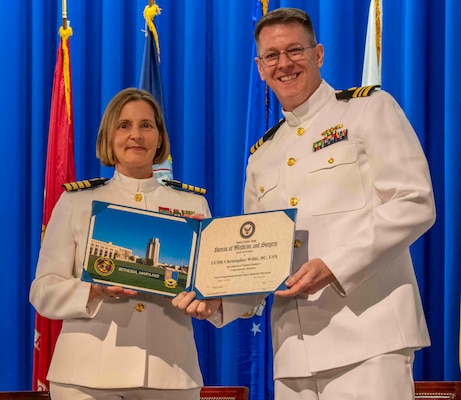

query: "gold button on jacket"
(287, 157), (296, 166)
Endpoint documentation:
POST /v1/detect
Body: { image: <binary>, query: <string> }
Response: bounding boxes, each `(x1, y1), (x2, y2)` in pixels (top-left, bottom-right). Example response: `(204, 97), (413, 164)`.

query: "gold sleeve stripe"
(335, 85), (380, 100)
(250, 138), (265, 154)
(163, 179), (207, 195)
(62, 177), (108, 192)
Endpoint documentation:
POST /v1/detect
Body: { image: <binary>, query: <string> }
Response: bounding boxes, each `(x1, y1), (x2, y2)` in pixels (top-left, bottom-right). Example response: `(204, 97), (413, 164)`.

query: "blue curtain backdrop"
(1, 0), (460, 396)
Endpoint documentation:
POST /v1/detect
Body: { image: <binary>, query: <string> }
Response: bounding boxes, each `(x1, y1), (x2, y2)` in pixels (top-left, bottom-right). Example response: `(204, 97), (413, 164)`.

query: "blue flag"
(139, 6), (165, 113)
(232, 4), (281, 399)
(139, 4), (173, 182)
(234, 296), (274, 400)
(243, 0), (281, 205)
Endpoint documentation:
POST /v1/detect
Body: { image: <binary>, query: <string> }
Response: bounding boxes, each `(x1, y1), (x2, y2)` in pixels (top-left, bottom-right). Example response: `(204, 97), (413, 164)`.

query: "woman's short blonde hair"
(96, 87), (170, 166)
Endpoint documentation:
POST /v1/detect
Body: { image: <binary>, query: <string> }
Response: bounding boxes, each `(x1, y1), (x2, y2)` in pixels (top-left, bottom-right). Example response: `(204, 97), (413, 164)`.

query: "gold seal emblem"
(94, 257), (115, 276)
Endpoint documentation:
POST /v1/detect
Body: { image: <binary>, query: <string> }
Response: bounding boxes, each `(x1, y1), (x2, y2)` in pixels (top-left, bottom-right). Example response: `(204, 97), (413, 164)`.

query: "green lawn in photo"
(86, 254), (189, 296)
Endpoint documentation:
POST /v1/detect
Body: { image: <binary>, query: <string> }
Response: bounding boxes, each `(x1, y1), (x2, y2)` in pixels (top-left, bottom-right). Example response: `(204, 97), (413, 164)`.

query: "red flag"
(32, 25), (75, 391)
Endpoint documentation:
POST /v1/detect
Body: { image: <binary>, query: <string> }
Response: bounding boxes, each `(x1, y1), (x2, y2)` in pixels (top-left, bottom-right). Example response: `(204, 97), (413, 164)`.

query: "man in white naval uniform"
(173, 7), (435, 400)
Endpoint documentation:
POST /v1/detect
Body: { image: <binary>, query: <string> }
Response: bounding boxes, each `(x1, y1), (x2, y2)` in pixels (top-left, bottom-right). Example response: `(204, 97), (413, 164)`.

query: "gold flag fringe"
(59, 26), (73, 125)
(260, 0), (269, 15)
(144, 4), (162, 62)
(374, 0), (381, 65)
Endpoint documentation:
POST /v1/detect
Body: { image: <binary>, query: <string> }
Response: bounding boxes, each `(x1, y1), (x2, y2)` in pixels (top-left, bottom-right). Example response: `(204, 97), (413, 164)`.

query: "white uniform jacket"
(223, 81), (435, 378)
(30, 171), (211, 389)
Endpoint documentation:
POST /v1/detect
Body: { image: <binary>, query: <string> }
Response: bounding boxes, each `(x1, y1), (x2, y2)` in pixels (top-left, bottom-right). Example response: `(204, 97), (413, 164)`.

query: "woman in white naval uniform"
(30, 88), (212, 400)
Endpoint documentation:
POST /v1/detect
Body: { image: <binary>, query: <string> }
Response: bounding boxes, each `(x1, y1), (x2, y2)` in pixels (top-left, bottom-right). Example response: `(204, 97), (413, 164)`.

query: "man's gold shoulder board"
(335, 85), (380, 100)
(62, 177), (108, 192)
(163, 179), (207, 195)
(250, 118), (286, 155)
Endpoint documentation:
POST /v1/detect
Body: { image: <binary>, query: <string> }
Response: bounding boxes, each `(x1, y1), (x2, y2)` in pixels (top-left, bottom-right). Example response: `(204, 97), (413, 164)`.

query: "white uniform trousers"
(50, 382), (201, 400)
(274, 349), (415, 400)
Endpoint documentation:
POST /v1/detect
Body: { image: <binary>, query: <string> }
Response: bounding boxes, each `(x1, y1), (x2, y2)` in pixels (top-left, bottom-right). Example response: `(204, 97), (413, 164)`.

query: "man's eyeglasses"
(258, 44), (317, 67)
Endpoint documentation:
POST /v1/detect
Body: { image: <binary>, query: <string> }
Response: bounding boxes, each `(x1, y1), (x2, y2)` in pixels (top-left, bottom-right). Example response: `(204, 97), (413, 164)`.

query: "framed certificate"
(82, 201), (296, 298)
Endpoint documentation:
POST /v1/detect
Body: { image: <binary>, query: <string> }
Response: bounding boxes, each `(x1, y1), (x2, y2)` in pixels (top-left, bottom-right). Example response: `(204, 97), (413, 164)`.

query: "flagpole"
(62, 0), (68, 29)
